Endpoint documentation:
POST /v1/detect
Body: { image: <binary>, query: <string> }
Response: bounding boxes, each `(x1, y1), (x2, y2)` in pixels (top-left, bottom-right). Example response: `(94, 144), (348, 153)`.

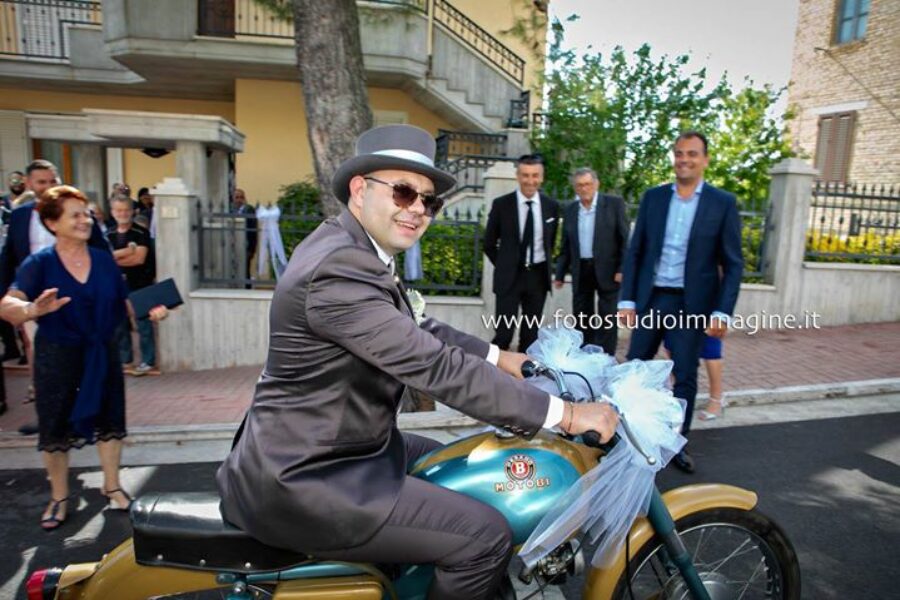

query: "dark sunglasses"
(364, 176), (443, 218)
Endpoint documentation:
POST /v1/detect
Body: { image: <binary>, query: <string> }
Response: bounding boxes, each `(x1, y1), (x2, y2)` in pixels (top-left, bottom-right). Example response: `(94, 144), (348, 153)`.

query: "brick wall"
(787, 0), (900, 184)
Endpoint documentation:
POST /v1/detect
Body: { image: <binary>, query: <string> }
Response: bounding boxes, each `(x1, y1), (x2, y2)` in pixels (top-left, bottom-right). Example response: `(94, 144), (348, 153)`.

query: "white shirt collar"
(516, 188), (540, 205)
(364, 231), (394, 271)
(672, 180), (705, 199)
(577, 192), (598, 211)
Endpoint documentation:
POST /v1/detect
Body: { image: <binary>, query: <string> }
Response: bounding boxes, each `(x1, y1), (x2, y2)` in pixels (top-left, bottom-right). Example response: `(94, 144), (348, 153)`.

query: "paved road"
(1, 410), (897, 599)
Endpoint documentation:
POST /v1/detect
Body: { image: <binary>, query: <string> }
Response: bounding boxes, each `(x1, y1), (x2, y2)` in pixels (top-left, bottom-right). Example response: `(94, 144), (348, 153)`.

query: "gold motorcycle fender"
(54, 538), (220, 600)
(583, 483), (758, 600)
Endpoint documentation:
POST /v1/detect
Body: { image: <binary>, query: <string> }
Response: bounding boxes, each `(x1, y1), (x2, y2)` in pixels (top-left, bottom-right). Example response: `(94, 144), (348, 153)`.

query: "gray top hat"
(331, 124), (456, 203)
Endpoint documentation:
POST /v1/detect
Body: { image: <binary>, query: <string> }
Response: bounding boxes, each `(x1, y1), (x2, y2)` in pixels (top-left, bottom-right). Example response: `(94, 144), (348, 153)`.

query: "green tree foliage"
(533, 19), (794, 210)
(705, 85), (795, 212)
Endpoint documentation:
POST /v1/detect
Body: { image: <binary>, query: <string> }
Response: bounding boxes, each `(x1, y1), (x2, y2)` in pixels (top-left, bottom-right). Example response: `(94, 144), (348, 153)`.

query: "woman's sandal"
(698, 397), (727, 421)
(40, 495), (73, 531)
(102, 487), (134, 512)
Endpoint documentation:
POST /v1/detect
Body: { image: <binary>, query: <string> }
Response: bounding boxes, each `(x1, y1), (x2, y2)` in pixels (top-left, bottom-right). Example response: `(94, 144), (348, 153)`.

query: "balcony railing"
(0, 0), (101, 61)
(197, 0), (524, 85)
(432, 0), (523, 84)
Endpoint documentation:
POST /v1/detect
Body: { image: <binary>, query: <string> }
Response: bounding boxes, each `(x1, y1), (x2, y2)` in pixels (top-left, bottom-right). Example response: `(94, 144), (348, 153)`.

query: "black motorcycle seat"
(131, 492), (310, 573)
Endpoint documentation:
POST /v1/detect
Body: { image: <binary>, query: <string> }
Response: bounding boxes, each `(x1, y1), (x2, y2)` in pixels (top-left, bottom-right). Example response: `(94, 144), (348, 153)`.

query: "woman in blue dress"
(0, 185), (168, 530)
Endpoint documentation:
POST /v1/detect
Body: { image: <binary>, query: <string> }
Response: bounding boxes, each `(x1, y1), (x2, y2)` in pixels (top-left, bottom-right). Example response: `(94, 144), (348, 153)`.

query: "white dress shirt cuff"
(710, 311), (731, 326)
(617, 300), (636, 310)
(542, 396), (565, 429)
(486, 344), (500, 365)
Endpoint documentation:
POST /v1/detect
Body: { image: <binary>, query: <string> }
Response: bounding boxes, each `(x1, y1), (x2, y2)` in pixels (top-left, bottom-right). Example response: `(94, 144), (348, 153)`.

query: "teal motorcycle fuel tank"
(410, 431), (600, 545)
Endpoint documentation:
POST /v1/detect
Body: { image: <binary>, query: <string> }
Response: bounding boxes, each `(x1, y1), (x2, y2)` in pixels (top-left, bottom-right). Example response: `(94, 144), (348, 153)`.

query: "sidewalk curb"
(1, 378), (898, 449)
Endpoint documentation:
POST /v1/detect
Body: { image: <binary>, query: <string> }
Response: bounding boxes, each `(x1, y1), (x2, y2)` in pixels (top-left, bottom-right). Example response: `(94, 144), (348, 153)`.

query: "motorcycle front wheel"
(613, 507), (801, 600)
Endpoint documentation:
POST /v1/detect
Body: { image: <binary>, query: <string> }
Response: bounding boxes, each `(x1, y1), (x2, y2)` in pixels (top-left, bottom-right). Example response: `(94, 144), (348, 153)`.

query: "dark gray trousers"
(315, 433), (514, 600)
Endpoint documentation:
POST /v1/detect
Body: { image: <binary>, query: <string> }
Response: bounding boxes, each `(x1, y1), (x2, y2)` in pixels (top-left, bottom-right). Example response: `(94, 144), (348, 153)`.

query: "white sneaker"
(132, 363), (153, 376)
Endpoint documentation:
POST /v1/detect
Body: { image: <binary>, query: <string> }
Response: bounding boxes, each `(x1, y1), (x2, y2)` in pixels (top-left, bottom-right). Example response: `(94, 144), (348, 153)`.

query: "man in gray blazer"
(216, 125), (617, 600)
(554, 167), (629, 355)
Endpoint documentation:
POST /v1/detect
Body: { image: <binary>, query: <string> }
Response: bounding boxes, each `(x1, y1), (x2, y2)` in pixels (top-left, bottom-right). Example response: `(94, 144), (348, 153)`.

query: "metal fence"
(740, 202), (771, 281)
(435, 130), (511, 197)
(196, 202), (484, 295)
(806, 181), (900, 264)
(398, 207), (484, 295)
(0, 0), (102, 61)
(195, 201), (322, 288)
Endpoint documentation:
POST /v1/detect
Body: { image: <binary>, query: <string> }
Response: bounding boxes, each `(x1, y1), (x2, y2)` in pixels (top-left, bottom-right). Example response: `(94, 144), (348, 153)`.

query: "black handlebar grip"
(582, 431), (620, 451)
(521, 360), (538, 378)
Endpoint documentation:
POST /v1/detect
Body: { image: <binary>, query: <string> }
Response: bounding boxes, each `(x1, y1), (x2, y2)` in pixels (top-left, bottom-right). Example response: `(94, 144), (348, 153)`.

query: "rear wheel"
(613, 507), (801, 600)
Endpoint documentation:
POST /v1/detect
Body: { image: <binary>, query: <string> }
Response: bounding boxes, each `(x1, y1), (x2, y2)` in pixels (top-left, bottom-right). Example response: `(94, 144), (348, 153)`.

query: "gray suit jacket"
(216, 210), (550, 553)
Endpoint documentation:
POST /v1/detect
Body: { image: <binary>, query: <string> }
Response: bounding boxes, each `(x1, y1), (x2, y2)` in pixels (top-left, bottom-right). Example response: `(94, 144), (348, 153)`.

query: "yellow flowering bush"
(805, 231), (900, 264)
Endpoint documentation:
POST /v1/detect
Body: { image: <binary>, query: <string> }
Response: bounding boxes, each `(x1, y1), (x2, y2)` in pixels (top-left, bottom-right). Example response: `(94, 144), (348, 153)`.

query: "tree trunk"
(292, 0), (372, 217)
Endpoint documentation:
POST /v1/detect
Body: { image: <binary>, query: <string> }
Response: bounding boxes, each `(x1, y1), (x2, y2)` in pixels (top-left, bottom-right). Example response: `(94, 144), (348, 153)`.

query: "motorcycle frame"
(49, 482), (757, 600)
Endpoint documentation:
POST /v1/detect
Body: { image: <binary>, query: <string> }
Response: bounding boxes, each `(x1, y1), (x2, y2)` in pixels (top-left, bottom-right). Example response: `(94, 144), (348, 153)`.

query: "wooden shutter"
(815, 111), (856, 182)
(199, 0), (235, 38)
(0, 110), (29, 191)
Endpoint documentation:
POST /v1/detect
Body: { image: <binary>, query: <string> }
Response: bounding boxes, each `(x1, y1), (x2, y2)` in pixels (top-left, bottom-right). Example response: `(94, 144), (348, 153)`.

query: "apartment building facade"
(0, 0), (547, 205)
(787, 0), (899, 183)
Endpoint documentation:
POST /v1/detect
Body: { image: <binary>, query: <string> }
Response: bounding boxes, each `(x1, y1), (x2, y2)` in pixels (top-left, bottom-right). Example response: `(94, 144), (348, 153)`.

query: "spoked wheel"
(614, 508), (801, 600)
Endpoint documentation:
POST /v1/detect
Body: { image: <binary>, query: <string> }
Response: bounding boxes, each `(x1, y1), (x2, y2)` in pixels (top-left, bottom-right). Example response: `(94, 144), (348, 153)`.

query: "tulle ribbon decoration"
(255, 204), (288, 279)
(518, 327), (686, 569)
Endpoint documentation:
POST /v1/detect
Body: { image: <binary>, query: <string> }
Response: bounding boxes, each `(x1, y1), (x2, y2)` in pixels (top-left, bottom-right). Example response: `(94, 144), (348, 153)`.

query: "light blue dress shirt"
(654, 182), (703, 287)
(577, 193), (598, 259)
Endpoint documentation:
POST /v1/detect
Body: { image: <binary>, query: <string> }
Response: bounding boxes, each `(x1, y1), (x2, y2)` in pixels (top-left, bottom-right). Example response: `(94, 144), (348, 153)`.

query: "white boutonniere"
(406, 288), (427, 325)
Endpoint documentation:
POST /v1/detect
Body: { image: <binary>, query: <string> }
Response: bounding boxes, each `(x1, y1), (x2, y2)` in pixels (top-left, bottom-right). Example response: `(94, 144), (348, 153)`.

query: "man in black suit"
(232, 188), (257, 286)
(618, 131), (743, 473)
(484, 154), (559, 352)
(553, 167), (629, 355)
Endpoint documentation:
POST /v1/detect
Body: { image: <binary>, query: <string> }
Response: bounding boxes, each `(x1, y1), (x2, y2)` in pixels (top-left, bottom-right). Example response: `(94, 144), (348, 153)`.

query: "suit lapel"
(592, 194), (607, 255)
(540, 194), (555, 254)
(510, 193), (522, 242)
(568, 201), (579, 251)
(687, 185), (712, 257)
(337, 210), (414, 318)
(394, 276), (415, 318)
(647, 188), (671, 263)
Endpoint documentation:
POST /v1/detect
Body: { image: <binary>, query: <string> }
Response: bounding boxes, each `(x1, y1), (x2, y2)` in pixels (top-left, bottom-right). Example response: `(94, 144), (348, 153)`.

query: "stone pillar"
(152, 177), (198, 371)
(765, 158), (819, 315)
(72, 144), (104, 204)
(503, 128), (531, 159)
(175, 140), (208, 203)
(480, 161), (519, 323)
(206, 148), (229, 211)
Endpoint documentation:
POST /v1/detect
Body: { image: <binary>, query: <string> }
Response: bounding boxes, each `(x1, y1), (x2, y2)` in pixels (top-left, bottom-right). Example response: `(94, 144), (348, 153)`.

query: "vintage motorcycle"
(27, 361), (800, 600)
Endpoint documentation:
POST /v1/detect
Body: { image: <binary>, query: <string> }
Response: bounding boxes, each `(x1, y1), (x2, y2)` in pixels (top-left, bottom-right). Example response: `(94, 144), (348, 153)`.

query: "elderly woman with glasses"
(0, 185), (168, 531)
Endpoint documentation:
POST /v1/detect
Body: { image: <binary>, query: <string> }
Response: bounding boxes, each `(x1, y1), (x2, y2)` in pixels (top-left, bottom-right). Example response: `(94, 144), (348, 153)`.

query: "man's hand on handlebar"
(562, 402), (619, 442)
(497, 350), (529, 380)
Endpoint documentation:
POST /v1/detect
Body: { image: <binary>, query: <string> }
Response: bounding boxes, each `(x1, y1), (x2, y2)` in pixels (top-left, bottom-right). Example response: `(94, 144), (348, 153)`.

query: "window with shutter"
(833, 0), (870, 45)
(814, 111), (856, 182)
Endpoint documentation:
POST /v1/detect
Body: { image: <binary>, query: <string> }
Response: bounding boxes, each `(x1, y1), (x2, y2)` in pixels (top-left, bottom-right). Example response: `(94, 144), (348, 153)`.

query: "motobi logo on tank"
(494, 454), (551, 493)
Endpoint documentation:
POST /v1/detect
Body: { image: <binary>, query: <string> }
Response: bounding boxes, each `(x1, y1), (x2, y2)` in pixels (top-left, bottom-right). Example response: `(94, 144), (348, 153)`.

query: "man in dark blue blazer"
(618, 132), (743, 472)
(554, 167), (629, 355)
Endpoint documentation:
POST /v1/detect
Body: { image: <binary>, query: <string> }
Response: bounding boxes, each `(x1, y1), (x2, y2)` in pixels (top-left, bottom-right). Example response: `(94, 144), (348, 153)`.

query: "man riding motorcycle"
(216, 124), (618, 600)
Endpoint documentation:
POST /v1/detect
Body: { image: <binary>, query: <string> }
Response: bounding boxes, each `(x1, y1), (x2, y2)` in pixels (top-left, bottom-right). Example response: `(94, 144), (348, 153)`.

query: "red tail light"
(26, 568), (62, 600)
